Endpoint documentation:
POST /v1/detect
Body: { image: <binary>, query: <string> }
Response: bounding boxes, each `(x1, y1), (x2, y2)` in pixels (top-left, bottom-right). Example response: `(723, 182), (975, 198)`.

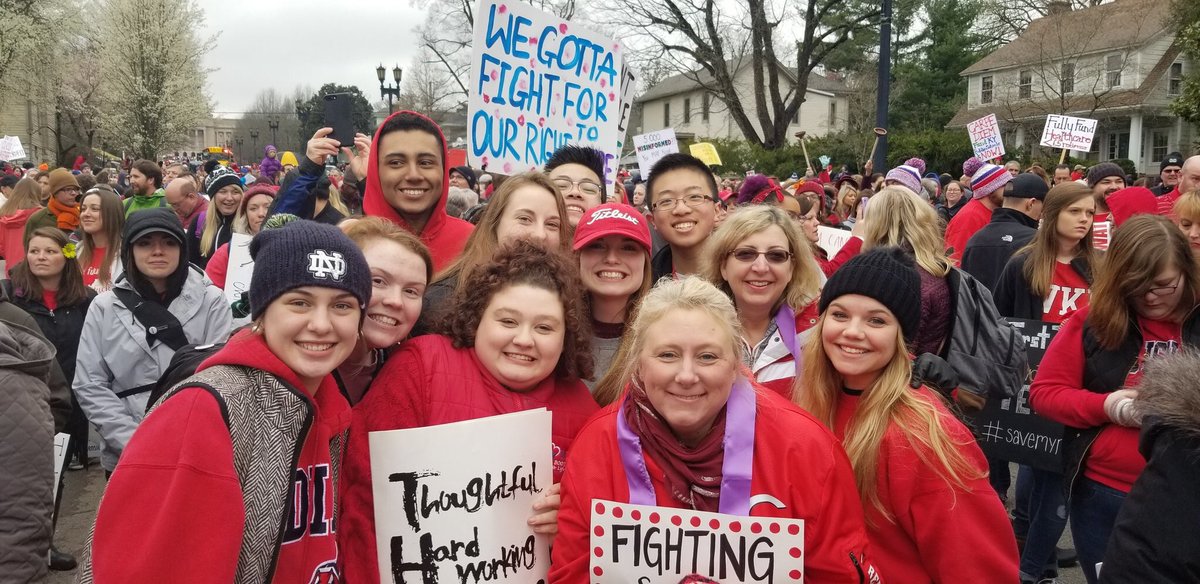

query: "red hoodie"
(89, 330), (352, 583)
(0, 207), (39, 274)
(338, 334), (599, 584)
(363, 111), (474, 272)
(944, 198), (991, 265)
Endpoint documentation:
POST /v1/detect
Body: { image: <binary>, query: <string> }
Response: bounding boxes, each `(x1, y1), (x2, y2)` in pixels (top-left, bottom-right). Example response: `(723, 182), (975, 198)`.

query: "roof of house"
(638, 57), (849, 102)
(961, 0), (1171, 76)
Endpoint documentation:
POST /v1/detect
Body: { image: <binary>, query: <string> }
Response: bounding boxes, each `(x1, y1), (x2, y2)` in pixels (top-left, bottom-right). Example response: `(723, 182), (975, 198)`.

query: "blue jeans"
(1071, 477), (1126, 584)
(987, 456), (1011, 502)
(1017, 467), (1069, 580)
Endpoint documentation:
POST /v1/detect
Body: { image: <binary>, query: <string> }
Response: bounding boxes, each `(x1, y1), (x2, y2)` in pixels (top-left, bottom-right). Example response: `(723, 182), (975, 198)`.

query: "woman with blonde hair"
(191, 166), (244, 269)
(702, 205), (822, 397)
(796, 247), (1018, 582)
(831, 181), (861, 225)
(202, 184), (277, 289)
(1173, 191), (1200, 261)
(76, 186), (125, 292)
(1031, 214), (1200, 584)
(0, 177), (44, 274)
(416, 171), (571, 332)
(861, 186), (955, 358)
(552, 276), (876, 583)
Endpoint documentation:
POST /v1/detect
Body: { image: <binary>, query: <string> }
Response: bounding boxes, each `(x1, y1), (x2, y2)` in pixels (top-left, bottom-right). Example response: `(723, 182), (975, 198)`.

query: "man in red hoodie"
(276, 111), (474, 272)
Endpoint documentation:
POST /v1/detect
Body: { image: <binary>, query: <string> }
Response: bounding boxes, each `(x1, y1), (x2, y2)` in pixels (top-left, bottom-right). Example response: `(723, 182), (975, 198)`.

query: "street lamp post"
(377, 63), (403, 114)
(249, 129), (259, 158)
(235, 136), (243, 162)
(872, 0), (893, 172)
(267, 117), (280, 148)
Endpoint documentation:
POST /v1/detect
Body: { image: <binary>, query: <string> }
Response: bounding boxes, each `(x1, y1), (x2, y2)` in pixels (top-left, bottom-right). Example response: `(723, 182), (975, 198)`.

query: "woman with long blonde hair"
(795, 247), (1018, 582)
(192, 166), (244, 268)
(701, 205), (823, 397)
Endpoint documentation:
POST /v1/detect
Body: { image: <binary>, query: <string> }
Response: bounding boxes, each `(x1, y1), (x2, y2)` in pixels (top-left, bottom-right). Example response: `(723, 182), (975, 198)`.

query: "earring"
(251, 322), (263, 335)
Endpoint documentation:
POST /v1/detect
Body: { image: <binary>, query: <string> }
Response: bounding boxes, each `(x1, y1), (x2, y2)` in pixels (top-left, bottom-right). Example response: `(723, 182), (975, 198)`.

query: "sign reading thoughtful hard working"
(369, 409), (553, 584)
(965, 319), (1066, 472)
(967, 114), (1005, 161)
(589, 500), (805, 583)
(469, 0), (622, 181)
(1039, 114), (1099, 152)
(632, 129), (678, 177)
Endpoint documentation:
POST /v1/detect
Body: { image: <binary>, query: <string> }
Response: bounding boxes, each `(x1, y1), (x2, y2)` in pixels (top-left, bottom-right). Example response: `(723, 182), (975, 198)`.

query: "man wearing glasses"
(24, 168), (82, 241)
(1151, 152), (1184, 197)
(1156, 155), (1200, 216)
(545, 145), (607, 227)
(645, 153), (723, 281)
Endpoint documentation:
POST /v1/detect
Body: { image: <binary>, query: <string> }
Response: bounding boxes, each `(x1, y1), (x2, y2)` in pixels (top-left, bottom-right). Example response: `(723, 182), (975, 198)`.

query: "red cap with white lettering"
(572, 203), (653, 253)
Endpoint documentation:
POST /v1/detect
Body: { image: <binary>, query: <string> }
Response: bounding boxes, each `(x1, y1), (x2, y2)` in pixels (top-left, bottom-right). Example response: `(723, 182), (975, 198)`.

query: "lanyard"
(616, 377), (758, 515)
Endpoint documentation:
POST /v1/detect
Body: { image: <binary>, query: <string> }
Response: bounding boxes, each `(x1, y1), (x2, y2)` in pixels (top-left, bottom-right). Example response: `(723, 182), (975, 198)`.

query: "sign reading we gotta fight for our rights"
(469, 0), (622, 180)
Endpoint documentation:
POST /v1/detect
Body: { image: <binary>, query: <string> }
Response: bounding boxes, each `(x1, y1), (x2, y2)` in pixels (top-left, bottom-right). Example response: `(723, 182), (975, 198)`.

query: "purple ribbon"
(775, 304), (800, 363)
(616, 377), (758, 515)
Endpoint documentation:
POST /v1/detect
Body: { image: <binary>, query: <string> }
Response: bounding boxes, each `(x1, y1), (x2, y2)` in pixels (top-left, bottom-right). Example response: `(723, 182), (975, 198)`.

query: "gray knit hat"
(248, 220), (371, 320)
(1087, 162), (1125, 188)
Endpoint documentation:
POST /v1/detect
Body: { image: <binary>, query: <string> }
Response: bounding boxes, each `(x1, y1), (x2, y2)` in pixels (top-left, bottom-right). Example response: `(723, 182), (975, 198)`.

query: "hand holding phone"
(323, 93), (356, 147)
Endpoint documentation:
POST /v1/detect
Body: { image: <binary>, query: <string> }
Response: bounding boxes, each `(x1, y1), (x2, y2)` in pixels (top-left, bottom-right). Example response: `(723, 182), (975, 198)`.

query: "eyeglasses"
(1143, 274), (1183, 297)
(653, 193), (713, 211)
(729, 248), (792, 264)
(1162, 169), (1182, 175)
(59, 187), (81, 194)
(551, 177), (602, 197)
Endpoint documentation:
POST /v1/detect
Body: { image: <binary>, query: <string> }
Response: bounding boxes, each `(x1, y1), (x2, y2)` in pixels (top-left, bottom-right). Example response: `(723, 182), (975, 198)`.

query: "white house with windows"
(635, 58), (850, 144)
(948, 0), (1191, 173)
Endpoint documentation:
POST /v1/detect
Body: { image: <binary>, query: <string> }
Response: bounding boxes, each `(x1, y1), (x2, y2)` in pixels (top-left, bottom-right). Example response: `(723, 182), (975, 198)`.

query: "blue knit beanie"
(248, 220), (372, 320)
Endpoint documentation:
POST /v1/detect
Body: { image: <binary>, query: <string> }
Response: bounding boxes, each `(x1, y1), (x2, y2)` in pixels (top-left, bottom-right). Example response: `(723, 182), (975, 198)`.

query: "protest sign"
(965, 319), (1066, 472)
(967, 114), (1005, 161)
(468, 0), (623, 185)
(632, 129), (677, 177)
(589, 500), (804, 583)
(223, 233), (253, 327)
(0, 136), (26, 161)
(816, 225), (849, 259)
(1039, 114), (1099, 152)
(689, 142), (722, 167)
(370, 409), (553, 584)
(53, 433), (70, 504)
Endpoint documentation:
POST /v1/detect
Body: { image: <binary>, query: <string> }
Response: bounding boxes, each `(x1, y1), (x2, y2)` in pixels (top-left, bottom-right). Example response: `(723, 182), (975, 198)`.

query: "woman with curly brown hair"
(338, 239), (599, 584)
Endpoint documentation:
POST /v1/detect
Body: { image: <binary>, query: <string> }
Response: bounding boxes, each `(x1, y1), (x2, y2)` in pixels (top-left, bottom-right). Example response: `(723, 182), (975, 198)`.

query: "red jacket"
(833, 387), (1018, 583)
(339, 334), (599, 584)
(0, 207), (38, 273)
(816, 235), (862, 277)
(944, 198), (991, 265)
(550, 387), (878, 584)
(362, 111), (474, 272)
(89, 330), (351, 583)
(1156, 186), (1181, 217)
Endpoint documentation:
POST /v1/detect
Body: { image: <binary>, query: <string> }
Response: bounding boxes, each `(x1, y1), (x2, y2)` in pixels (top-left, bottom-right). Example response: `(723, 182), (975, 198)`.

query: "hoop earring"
(251, 322), (263, 335)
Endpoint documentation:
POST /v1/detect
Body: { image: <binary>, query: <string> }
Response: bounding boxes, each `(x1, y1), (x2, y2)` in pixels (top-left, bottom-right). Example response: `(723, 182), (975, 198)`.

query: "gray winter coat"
(73, 267), (232, 471)
(0, 319), (56, 583)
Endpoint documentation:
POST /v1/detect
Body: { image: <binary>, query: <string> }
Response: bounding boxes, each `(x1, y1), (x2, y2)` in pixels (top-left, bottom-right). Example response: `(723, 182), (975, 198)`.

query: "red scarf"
(621, 378), (727, 512)
(48, 198), (80, 231)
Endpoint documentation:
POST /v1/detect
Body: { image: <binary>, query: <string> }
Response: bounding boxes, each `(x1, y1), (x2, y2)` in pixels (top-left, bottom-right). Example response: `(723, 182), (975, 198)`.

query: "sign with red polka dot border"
(588, 500), (804, 583)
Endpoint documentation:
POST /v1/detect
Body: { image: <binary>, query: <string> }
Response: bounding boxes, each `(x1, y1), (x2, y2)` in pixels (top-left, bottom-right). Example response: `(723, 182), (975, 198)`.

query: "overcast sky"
(197, 0), (428, 116)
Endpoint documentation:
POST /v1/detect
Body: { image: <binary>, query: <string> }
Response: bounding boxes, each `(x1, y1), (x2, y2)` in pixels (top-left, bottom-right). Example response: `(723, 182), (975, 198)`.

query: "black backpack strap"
(111, 287), (190, 352)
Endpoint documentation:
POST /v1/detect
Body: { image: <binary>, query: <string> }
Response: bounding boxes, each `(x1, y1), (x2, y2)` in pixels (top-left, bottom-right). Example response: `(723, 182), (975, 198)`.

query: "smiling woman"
(339, 239), (598, 584)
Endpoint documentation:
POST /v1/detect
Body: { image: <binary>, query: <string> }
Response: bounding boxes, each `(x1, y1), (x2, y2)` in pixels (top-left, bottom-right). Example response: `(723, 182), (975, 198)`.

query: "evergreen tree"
(889, 0), (986, 131)
(1168, 0), (1200, 130)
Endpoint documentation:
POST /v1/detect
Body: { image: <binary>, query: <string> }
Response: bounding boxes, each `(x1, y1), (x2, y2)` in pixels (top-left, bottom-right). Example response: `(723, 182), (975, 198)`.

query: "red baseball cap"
(573, 203), (652, 253)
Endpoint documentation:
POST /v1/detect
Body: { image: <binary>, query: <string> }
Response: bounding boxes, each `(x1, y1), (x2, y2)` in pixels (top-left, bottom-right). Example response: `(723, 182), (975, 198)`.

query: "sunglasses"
(729, 248), (792, 264)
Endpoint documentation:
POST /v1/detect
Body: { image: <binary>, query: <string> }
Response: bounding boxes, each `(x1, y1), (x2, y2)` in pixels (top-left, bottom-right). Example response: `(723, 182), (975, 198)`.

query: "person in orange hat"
(23, 169), (80, 240)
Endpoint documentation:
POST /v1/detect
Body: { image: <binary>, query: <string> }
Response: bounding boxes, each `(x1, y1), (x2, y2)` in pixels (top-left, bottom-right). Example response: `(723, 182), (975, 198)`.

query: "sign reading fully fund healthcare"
(469, 0), (623, 181)
(1039, 114), (1099, 152)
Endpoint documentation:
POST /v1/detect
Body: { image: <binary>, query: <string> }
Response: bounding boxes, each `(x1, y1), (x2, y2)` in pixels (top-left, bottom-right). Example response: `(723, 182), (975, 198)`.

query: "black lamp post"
(378, 63), (403, 114)
(267, 117), (279, 147)
(872, 0), (893, 172)
(235, 136), (243, 161)
(249, 129), (259, 158)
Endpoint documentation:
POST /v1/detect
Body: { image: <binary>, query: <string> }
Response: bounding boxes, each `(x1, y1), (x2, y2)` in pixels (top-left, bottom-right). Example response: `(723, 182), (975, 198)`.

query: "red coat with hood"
(0, 207), (39, 273)
(86, 330), (352, 584)
(338, 334), (599, 584)
(364, 111), (474, 272)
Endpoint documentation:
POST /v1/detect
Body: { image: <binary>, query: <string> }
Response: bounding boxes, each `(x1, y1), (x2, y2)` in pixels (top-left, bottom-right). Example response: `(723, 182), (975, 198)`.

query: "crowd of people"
(2, 109), (1199, 583)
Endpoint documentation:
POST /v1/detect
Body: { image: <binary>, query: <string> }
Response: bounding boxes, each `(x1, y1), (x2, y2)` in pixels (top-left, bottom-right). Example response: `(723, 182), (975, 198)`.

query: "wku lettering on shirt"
(1042, 285), (1089, 320)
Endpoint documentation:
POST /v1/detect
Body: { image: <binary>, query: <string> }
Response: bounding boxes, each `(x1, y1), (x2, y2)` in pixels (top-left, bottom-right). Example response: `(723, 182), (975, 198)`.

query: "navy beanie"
(819, 247), (922, 342)
(248, 220), (372, 320)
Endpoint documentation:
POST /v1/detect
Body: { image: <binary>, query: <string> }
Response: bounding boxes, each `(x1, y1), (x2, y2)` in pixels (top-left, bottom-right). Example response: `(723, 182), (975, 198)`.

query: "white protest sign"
(817, 225), (850, 259)
(967, 114), (1005, 161)
(589, 499), (804, 583)
(53, 433), (70, 503)
(1039, 114), (1099, 152)
(370, 409), (553, 584)
(0, 136), (26, 161)
(632, 129), (678, 177)
(223, 232), (253, 327)
(469, 0), (623, 184)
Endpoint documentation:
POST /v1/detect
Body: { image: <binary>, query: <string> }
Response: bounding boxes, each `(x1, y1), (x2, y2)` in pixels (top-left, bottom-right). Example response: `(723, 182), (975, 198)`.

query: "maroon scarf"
(621, 378), (727, 512)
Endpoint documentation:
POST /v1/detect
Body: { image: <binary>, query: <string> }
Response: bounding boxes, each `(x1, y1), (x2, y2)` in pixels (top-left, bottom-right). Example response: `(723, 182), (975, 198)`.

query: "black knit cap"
(248, 220), (372, 320)
(1162, 152), (1184, 172)
(819, 247), (922, 342)
(1087, 162), (1125, 188)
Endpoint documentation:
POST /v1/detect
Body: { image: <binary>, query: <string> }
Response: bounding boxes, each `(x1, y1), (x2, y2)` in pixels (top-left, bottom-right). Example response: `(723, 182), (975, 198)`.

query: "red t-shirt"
(1041, 262), (1090, 323)
(1092, 213), (1111, 251)
(42, 289), (57, 311)
(1085, 317), (1181, 492)
(81, 246), (105, 288)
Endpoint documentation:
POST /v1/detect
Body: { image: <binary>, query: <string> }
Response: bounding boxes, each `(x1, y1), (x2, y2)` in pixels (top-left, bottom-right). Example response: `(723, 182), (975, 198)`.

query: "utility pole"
(872, 0), (892, 173)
